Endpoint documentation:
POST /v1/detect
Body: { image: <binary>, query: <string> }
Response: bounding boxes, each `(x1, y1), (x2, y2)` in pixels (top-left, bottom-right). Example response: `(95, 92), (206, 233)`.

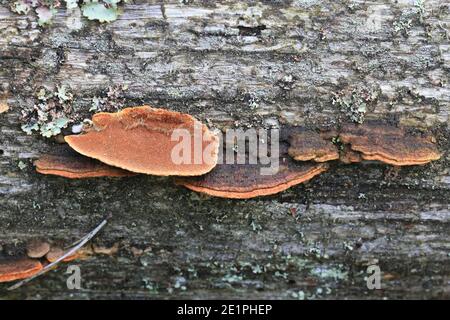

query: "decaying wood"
(0, 0), (449, 299)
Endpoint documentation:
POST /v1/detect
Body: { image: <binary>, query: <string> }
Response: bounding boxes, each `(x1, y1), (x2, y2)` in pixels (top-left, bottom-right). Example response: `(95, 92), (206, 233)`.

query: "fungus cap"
(45, 247), (80, 263)
(26, 239), (51, 259)
(65, 106), (219, 176)
(175, 143), (328, 199)
(34, 145), (135, 179)
(340, 123), (441, 166)
(0, 258), (43, 283)
(287, 129), (339, 162)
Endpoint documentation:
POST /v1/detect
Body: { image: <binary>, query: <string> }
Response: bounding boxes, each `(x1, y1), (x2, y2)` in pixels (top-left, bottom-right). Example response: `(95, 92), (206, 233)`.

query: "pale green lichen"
(392, 0), (426, 37)
(10, 0), (129, 25)
(55, 85), (73, 103)
(291, 290), (306, 300)
(89, 84), (128, 113)
(18, 160), (28, 170)
(332, 88), (378, 124)
(310, 266), (348, 281)
(11, 1), (31, 14)
(21, 85), (73, 138)
(11, 0), (59, 26)
(39, 116), (70, 137)
(65, 0), (79, 9)
(82, 1), (122, 23)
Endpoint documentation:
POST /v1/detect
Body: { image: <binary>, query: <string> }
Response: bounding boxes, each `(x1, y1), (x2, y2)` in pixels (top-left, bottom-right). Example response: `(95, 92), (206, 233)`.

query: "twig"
(7, 217), (108, 291)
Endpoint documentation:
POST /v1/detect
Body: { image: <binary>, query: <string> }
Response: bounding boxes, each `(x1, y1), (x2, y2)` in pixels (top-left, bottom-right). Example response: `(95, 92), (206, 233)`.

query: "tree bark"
(0, 0), (449, 299)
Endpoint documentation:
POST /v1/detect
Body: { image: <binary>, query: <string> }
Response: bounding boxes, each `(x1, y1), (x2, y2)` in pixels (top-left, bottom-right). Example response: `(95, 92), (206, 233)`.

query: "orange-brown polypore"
(34, 145), (135, 179)
(45, 247), (82, 263)
(0, 258), (43, 283)
(26, 239), (51, 259)
(339, 145), (363, 164)
(339, 123), (441, 166)
(65, 106), (219, 176)
(175, 144), (328, 199)
(287, 129), (339, 162)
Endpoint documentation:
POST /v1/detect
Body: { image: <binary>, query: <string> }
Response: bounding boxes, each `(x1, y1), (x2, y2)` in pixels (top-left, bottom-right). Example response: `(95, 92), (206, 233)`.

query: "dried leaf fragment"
(0, 100), (9, 114)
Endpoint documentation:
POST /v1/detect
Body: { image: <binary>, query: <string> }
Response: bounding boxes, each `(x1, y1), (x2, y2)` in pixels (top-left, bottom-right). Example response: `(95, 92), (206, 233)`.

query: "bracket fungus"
(45, 247), (82, 263)
(287, 129), (339, 162)
(0, 258), (43, 283)
(339, 123), (441, 166)
(34, 145), (135, 178)
(65, 106), (219, 176)
(339, 145), (363, 164)
(175, 143), (328, 199)
(26, 239), (51, 259)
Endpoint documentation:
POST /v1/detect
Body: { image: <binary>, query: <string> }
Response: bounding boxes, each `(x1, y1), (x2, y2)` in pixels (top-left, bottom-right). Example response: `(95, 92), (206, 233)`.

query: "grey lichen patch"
(142, 278), (159, 294)
(332, 87), (378, 124)
(9, 0), (129, 26)
(310, 265), (348, 281)
(392, 0), (426, 37)
(89, 84), (128, 113)
(11, 0), (59, 26)
(20, 85), (74, 138)
(276, 74), (296, 91)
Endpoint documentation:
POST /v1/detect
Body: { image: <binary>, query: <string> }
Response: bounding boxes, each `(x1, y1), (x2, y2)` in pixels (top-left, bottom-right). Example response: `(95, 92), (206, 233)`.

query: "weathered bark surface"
(0, 0), (449, 299)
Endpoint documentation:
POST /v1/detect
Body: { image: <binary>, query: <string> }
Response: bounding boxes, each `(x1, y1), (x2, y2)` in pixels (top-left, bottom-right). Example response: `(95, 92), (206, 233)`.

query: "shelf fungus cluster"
(35, 145), (136, 179)
(175, 143), (329, 199)
(0, 240), (80, 283)
(287, 129), (339, 162)
(33, 107), (441, 200)
(35, 106), (220, 178)
(338, 123), (441, 166)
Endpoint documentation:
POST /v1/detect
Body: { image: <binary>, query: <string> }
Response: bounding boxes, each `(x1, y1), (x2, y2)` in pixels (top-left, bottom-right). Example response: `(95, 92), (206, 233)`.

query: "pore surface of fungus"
(287, 128), (339, 162)
(0, 258), (43, 283)
(65, 106), (219, 176)
(175, 143), (328, 199)
(34, 145), (135, 178)
(339, 123), (441, 166)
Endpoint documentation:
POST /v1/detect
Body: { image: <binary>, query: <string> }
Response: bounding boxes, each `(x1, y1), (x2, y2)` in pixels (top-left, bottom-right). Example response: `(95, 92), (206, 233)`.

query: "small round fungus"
(26, 239), (51, 259)
(65, 106), (220, 176)
(0, 258), (43, 283)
